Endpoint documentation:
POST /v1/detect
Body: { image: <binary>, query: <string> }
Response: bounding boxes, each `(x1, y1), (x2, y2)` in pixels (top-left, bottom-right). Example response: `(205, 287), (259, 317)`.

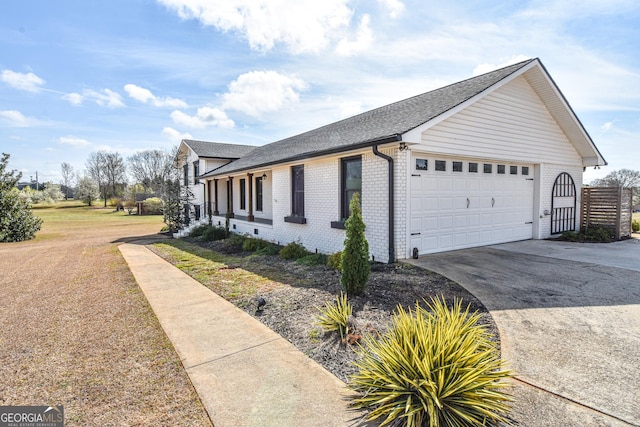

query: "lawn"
(0, 202), (211, 426)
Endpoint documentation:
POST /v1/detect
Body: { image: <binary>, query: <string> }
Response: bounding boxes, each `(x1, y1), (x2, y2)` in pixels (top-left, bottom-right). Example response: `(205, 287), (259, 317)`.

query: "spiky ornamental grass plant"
(316, 292), (352, 341)
(349, 297), (512, 427)
(340, 192), (370, 296)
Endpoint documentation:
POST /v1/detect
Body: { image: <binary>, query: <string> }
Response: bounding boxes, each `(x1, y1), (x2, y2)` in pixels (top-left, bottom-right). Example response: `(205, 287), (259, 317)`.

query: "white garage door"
(410, 156), (534, 255)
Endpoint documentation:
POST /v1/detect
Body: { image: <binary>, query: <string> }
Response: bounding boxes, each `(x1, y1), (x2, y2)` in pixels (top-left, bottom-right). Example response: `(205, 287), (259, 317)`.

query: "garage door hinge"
(411, 232), (421, 236)
(411, 174), (421, 177)
(525, 221), (533, 224)
(526, 178), (534, 181)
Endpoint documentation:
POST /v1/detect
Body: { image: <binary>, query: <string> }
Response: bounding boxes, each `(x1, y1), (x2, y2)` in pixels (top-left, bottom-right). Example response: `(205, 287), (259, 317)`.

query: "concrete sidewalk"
(118, 243), (368, 427)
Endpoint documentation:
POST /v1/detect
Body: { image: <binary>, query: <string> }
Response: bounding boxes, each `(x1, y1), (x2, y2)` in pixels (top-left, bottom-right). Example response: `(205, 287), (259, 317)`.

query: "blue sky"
(1, 0), (638, 185)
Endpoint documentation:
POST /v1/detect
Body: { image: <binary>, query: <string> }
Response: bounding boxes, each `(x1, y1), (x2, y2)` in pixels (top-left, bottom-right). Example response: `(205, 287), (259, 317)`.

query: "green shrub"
(296, 253), (328, 266)
(316, 292), (352, 340)
(349, 297), (512, 427)
(242, 237), (270, 252)
(632, 219), (639, 233)
(202, 226), (228, 242)
(582, 225), (614, 242)
(225, 233), (248, 250)
(189, 224), (210, 237)
(143, 197), (163, 215)
(340, 193), (370, 296)
(279, 241), (309, 260)
(327, 251), (342, 271)
(254, 244), (281, 256)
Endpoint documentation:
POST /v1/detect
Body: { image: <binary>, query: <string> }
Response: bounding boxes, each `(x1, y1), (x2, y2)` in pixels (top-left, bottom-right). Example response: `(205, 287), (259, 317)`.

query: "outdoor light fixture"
(399, 142), (408, 151)
(262, 173), (267, 180)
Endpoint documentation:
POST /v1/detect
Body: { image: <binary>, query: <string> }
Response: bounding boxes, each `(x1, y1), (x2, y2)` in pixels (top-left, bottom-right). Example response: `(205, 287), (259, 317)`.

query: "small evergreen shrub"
(349, 297), (512, 427)
(189, 224), (210, 237)
(202, 226), (228, 242)
(296, 253), (328, 266)
(340, 193), (370, 296)
(632, 219), (639, 233)
(225, 233), (248, 251)
(327, 251), (342, 271)
(559, 225), (615, 242)
(316, 292), (352, 340)
(279, 241), (309, 260)
(254, 244), (281, 256)
(242, 237), (271, 252)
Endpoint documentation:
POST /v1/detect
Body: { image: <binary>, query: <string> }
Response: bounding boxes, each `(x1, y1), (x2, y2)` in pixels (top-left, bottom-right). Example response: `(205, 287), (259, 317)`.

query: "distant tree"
(128, 150), (173, 192)
(340, 192), (370, 296)
(0, 153), (43, 242)
(76, 176), (100, 206)
(86, 151), (127, 207)
(60, 162), (74, 200)
(591, 169), (640, 206)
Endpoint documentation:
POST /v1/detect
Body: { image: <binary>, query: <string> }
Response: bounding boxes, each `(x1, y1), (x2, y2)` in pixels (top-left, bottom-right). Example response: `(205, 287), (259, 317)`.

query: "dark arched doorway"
(551, 172), (577, 234)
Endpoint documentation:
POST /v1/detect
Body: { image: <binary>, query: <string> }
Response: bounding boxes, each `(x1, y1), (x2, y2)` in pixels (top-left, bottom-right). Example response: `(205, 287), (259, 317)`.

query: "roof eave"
(201, 134), (402, 178)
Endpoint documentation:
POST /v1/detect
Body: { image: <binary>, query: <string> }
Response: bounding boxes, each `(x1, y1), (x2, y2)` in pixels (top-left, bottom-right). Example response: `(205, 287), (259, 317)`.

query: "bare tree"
(60, 162), (74, 200)
(591, 168), (640, 206)
(86, 151), (127, 207)
(128, 150), (173, 192)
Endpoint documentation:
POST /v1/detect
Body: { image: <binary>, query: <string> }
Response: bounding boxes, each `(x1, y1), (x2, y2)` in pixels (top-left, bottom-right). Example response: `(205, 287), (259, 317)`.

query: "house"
(195, 58), (606, 262)
(177, 139), (256, 225)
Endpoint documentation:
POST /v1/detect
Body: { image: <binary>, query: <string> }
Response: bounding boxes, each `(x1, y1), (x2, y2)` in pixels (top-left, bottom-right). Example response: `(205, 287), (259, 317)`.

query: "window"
(239, 178), (246, 210)
(497, 164), (506, 174)
(484, 163), (492, 173)
(341, 156), (362, 220)
(469, 162), (478, 173)
(416, 159), (428, 171)
(510, 165), (518, 175)
(255, 176), (263, 212)
(435, 160), (446, 171)
(183, 164), (189, 186)
(193, 161), (200, 184)
(452, 161), (463, 172)
(522, 166), (530, 176)
(291, 165), (304, 217)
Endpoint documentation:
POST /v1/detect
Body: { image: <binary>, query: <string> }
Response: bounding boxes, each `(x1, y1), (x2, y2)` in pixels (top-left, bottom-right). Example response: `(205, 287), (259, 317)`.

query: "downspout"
(372, 144), (396, 263)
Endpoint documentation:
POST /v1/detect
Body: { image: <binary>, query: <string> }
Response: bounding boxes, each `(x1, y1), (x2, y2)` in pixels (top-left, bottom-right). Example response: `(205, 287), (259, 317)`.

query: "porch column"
(213, 179), (219, 216)
(227, 177), (234, 218)
(247, 173), (254, 221)
(207, 180), (213, 223)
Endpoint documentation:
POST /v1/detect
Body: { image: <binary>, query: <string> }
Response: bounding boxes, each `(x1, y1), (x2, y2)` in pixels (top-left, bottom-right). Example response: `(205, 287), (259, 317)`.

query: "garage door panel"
(410, 157), (534, 256)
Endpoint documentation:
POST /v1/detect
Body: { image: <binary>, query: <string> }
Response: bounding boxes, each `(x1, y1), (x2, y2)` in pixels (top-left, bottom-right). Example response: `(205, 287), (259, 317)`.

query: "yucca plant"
(316, 292), (353, 340)
(349, 297), (512, 427)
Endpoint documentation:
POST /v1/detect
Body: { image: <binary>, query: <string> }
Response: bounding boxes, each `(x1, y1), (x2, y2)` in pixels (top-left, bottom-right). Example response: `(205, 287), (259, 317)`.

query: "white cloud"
(62, 89), (124, 108)
(158, 0), (355, 53)
(63, 92), (84, 105)
(1, 70), (45, 92)
(56, 136), (91, 147)
(472, 55), (532, 76)
(0, 110), (39, 127)
(162, 127), (193, 142)
(221, 70), (307, 117)
(377, 0), (404, 18)
(335, 14), (373, 56)
(171, 107), (235, 128)
(339, 101), (363, 117)
(124, 84), (188, 108)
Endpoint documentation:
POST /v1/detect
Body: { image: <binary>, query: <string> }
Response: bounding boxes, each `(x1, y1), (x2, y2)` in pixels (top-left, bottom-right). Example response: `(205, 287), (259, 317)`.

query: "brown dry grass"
(0, 203), (212, 426)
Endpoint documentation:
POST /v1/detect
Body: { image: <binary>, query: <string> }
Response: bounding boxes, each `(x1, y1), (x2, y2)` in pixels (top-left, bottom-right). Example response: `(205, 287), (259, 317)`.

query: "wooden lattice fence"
(581, 187), (633, 239)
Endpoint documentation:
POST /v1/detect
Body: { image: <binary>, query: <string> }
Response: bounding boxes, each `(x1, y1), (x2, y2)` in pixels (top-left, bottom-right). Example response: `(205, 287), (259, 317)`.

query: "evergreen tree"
(0, 153), (43, 242)
(340, 192), (370, 296)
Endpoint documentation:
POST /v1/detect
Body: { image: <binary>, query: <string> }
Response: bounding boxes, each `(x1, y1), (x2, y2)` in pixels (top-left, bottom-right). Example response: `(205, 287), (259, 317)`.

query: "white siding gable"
(414, 76), (582, 166)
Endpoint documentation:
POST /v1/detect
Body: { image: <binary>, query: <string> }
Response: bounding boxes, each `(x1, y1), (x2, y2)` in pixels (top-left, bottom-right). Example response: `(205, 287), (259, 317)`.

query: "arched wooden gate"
(551, 172), (577, 234)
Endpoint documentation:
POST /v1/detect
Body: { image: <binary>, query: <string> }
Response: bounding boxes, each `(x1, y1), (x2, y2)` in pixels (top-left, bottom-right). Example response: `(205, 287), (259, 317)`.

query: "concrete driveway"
(408, 238), (640, 426)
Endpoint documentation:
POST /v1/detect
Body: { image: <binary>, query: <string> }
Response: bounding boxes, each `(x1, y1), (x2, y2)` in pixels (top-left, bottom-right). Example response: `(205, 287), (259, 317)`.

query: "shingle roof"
(182, 139), (256, 159)
(204, 59), (536, 177)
